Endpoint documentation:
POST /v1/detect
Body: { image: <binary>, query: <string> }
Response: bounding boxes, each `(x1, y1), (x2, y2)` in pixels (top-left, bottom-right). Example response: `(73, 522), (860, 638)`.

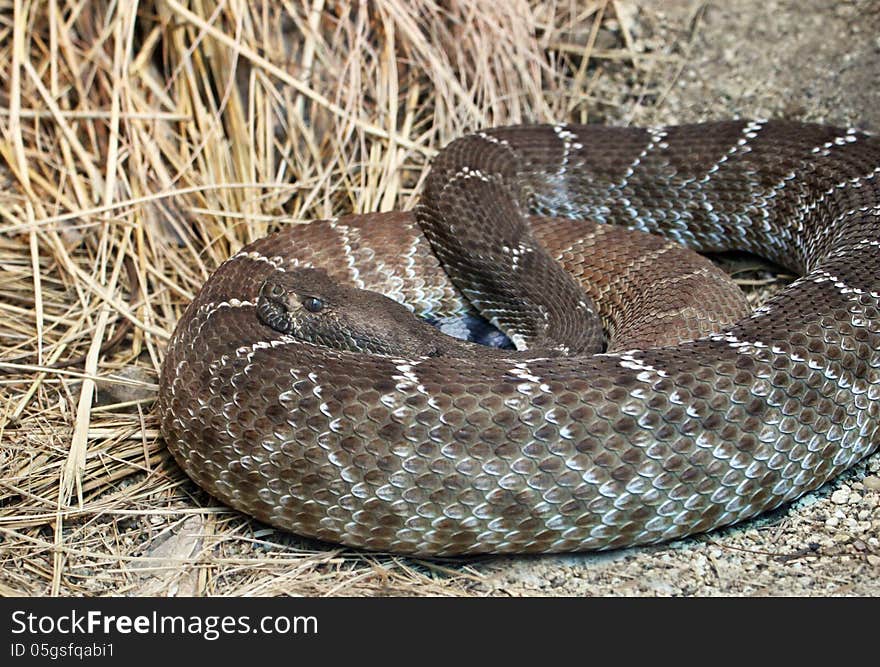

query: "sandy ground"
(2, 0), (879, 597)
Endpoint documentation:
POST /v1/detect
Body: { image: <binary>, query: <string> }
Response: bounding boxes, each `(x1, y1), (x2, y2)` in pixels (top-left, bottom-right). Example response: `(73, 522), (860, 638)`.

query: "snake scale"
(158, 120), (880, 556)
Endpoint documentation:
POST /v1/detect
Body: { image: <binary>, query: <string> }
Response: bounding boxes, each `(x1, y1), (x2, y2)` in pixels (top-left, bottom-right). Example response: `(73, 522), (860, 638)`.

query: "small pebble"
(830, 489), (850, 505)
(96, 365), (155, 406)
(862, 476), (880, 492)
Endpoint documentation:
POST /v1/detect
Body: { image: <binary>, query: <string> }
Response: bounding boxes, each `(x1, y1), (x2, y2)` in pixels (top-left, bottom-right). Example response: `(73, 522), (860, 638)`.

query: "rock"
(96, 365), (155, 407)
(830, 489), (850, 505)
(862, 476), (880, 492)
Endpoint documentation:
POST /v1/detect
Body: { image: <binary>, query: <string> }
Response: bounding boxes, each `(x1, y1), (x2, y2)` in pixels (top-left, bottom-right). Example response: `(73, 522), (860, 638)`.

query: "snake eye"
(302, 296), (324, 313)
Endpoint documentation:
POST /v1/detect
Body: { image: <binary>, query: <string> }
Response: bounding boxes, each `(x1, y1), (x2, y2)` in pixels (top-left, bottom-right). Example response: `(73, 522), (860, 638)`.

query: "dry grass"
(0, 0), (712, 596)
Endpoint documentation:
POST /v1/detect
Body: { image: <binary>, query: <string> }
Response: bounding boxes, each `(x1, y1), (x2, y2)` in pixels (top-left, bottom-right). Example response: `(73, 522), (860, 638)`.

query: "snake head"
(256, 267), (463, 357)
(256, 267), (338, 336)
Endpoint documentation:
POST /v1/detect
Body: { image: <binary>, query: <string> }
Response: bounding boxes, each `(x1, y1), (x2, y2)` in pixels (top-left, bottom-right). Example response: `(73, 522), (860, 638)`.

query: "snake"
(158, 120), (880, 556)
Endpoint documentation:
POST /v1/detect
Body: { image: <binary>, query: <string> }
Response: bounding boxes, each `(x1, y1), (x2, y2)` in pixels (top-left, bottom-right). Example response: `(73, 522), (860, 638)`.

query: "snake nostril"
(258, 279), (287, 302)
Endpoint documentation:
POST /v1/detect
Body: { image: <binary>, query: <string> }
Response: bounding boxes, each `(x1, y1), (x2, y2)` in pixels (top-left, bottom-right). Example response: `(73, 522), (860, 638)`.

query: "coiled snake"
(158, 121), (880, 556)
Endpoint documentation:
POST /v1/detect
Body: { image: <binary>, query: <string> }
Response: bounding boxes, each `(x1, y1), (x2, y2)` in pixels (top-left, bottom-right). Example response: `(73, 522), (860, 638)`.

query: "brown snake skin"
(159, 121), (880, 556)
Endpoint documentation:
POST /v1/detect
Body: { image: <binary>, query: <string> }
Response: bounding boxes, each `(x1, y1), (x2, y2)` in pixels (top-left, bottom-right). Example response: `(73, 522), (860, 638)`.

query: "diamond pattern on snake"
(159, 121), (880, 556)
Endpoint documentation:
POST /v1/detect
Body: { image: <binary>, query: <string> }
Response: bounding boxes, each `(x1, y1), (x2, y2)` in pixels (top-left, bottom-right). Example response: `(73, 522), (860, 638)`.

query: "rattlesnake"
(158, 121), (880, 556)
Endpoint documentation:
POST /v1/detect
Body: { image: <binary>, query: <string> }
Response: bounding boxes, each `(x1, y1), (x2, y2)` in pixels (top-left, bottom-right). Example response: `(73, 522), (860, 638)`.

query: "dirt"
(636, 0), (880, 130)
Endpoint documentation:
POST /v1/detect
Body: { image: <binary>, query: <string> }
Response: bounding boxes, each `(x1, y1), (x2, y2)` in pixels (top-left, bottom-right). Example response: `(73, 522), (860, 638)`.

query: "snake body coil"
(159, 121), (880, 556)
